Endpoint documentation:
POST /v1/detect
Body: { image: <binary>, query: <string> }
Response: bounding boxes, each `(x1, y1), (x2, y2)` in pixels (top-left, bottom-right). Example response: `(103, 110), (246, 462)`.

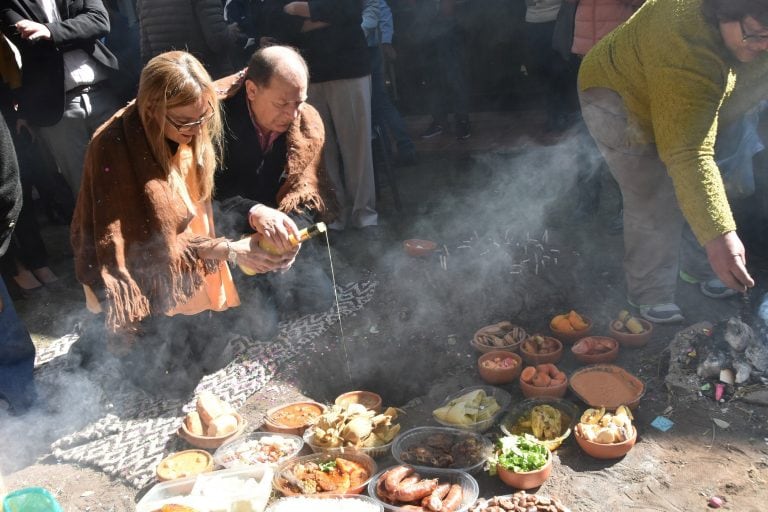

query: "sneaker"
(638, 303), (685, 324)
(420, 122), (444, 139)
(456, 119), (471, 140)
(700, 279), (739, 299)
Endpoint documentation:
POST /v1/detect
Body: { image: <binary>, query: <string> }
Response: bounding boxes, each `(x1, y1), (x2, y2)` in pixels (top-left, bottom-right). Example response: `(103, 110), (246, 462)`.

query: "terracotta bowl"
(178, 412), (246, 449)
(273, 451), (377, 496)
(549, 315), (593, 344)
(571, 336), (619, 365)
(519, 372), (568, 399)
(403, 239), (437, 257)
(609, 319), (653, 348)
(156, 449), (214, 481)
(471, 323), (527, 354)
(335, 390), (382, 413)
(520, 336), (563, 365)
(497, 450), (553, 490)
(478, 351), (523, 385)
(575, 426), (637, 459)
(263, 401), (326, 436)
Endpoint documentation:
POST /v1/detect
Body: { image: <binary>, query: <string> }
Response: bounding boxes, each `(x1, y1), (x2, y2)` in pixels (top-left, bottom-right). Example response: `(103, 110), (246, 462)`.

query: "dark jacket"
(138, 0), (235, 78)
(264, 0), (370, 83)
(0, 0), (118, 127)
(0, 109), (21, 257)
(215, 75), (337, 235)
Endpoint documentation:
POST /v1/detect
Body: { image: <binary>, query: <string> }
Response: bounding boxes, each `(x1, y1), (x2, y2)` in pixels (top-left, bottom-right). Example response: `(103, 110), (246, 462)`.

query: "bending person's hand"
(248, 204), (301, 255)
(233, 235), (299, 274)
(704, 231), (755, 292)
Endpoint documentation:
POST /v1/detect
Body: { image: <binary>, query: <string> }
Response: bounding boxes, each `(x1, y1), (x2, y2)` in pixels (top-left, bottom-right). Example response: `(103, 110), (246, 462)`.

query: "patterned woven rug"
(30, 280), (376, 488)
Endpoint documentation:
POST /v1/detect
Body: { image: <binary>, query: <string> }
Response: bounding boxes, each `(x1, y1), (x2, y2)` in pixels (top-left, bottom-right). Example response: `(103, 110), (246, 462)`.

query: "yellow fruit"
(568, 310), (589, 330)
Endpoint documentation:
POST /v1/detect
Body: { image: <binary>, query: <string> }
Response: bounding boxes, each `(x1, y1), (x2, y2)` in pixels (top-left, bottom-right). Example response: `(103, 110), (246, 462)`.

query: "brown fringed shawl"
(71, 103), (222, 331)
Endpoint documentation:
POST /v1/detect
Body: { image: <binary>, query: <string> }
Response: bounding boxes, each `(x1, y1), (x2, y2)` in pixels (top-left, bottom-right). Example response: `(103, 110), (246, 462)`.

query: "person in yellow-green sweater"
(578, 0), (767, 324)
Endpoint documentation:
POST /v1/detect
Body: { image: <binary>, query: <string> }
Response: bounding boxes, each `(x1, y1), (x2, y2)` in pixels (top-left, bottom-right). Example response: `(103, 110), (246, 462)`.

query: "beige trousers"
(579, 87), (701, 305)
(308, 75), (377, 229)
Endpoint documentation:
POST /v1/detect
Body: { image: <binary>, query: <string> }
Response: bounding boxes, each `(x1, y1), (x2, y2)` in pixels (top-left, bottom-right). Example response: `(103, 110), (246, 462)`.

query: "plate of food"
(213, 432), (304, 468)
(499, 397), (579, 451)
(391, 426), (494, 474)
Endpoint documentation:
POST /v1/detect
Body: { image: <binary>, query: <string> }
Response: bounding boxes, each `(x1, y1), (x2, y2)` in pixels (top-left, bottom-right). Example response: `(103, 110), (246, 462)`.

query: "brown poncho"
(71, 103), (223, 331)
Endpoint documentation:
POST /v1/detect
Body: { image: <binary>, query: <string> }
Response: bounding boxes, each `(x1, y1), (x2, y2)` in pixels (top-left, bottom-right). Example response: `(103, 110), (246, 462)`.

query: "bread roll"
(206, 414), (238, 437)
(196, 392), (233, 425)
(184, 411), (204, 436)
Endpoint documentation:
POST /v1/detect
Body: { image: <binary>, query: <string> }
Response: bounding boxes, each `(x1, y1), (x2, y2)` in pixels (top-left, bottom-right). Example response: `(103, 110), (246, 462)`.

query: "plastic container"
(391, 426), (493, 474)
(136, 465), (273, 512)
(432, 385), (512, 433)
(213, 431), (304, 469)
(273, 451), (377, 497)
(368, 466), (479, 512)
(303, 428), (393, 459)
(267, 494), (384, 512)
(3, 488), (63, 512)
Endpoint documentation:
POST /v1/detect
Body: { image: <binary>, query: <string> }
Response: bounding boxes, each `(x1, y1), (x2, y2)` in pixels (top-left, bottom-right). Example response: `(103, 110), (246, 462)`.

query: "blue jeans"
(369, 46), (414, 156)
(0, 277), (37, 412)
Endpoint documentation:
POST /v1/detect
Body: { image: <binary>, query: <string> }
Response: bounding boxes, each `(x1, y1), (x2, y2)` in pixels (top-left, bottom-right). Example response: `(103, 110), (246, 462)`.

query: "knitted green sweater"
(579, 0), (768, 245)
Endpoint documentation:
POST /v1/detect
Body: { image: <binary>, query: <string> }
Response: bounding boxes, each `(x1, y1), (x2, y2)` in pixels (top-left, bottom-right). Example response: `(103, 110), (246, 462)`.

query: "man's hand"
(283, 1), (310, 17)
(382, 43), (397, 61)
(705, 231), (755, 292)
(248, 204), (301, 254)
(15, 20), (52, 41)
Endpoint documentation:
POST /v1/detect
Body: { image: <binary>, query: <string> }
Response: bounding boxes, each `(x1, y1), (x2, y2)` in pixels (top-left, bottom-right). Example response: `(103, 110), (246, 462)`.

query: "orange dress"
(85, 144), (240, 315)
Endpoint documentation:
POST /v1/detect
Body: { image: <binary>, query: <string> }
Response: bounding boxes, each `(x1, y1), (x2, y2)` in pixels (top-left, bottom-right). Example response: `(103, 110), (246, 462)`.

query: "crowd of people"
(1, 0), (767, 414)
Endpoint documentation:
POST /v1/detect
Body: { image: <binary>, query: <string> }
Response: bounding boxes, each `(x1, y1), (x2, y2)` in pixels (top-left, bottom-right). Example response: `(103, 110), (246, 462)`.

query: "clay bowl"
(155, 449), (214, 481)
(497, 449), (553, 490)
(178, 412), (246, 449)
(335, 390), (382, 413)
(609, 319), (653, 348)
(263, 401), (326, 436)
(403, 239), (437, 257)
(519, 336), (563, 365)
(519, 371), (568, 399)
(471, 323), (527, 354)
(273, 451), (377, 496)
(549, 315), (593, 344)
(478, 351), (523, 385)
(571, 336), (619, 365)
(575, 426), (637, 459)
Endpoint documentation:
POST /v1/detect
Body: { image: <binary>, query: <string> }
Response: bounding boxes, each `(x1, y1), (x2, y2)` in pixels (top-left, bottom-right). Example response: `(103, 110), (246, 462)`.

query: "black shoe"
(420, 122), (444, 139)
(456, 119), (471, 140)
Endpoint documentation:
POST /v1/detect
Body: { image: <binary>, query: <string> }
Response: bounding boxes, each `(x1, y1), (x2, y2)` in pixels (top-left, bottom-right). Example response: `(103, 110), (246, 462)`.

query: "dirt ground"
(4, 114), (768, 511)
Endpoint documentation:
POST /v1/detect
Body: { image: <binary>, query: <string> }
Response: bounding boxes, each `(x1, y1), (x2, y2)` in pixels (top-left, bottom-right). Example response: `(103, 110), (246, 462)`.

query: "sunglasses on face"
(166, 102), (215, 133)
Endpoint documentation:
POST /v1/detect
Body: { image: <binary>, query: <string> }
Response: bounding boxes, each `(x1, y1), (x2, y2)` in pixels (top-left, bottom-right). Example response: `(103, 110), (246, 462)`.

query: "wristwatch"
(226, 240), (238, 266)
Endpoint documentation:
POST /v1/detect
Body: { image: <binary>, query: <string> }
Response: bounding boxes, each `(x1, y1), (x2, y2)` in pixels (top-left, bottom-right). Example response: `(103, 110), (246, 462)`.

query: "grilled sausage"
(440, 484), (463, 512)
(384, 465), (414, 493)
(424, 482), (451, 511)
(393, 478), (438, 502)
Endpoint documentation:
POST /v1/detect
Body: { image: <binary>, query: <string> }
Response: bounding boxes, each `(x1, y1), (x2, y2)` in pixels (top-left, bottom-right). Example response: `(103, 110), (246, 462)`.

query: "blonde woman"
(71, 51), (298, 392)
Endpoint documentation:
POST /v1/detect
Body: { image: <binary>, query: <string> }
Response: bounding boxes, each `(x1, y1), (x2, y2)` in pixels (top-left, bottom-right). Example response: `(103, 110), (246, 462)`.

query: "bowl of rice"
(267, 494), (383, 512)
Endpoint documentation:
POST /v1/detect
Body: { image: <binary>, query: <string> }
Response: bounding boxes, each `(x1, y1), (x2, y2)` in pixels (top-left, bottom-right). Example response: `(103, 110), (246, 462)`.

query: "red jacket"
(571, 0), (644, 56)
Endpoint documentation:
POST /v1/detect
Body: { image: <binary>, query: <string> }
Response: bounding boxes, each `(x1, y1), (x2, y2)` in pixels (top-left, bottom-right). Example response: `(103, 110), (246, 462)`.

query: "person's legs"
(580, 87), (685, 321)
(369, 46), (415, 159)
(0, 277), (37, 413)
(308, 82), (348, 229)
(324, 76), (377, 228)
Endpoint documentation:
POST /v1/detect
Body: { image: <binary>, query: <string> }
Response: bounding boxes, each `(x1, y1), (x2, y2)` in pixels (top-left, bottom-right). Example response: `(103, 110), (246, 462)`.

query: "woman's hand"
(248, 204), (300, 255)
(705, 231), (755, 292)
(231, 235), (299, 274)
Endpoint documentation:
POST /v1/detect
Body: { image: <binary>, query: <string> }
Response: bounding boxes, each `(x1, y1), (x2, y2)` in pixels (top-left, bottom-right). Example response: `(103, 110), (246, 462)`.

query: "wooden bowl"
(403, 239), (437, 257)
(609, 319), (653, 348)
(519, 336), (563, 365)
(263, 401), (326, 436)
(519, 372), (568, 399)
(335, 391), (382, 413)
(178, 412), (246, 449)
(478, 351), (523, 385)
(156, 449), (213, 481)
(575, 426), (637, 459)
(571, 336), (619, 364)
(549, 315), (593, 343)
(497, 450), (552, 490)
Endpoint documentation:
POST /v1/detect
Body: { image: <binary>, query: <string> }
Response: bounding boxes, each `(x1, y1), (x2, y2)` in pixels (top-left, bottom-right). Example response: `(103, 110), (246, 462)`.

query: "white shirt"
(38, 0), (108, 91)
